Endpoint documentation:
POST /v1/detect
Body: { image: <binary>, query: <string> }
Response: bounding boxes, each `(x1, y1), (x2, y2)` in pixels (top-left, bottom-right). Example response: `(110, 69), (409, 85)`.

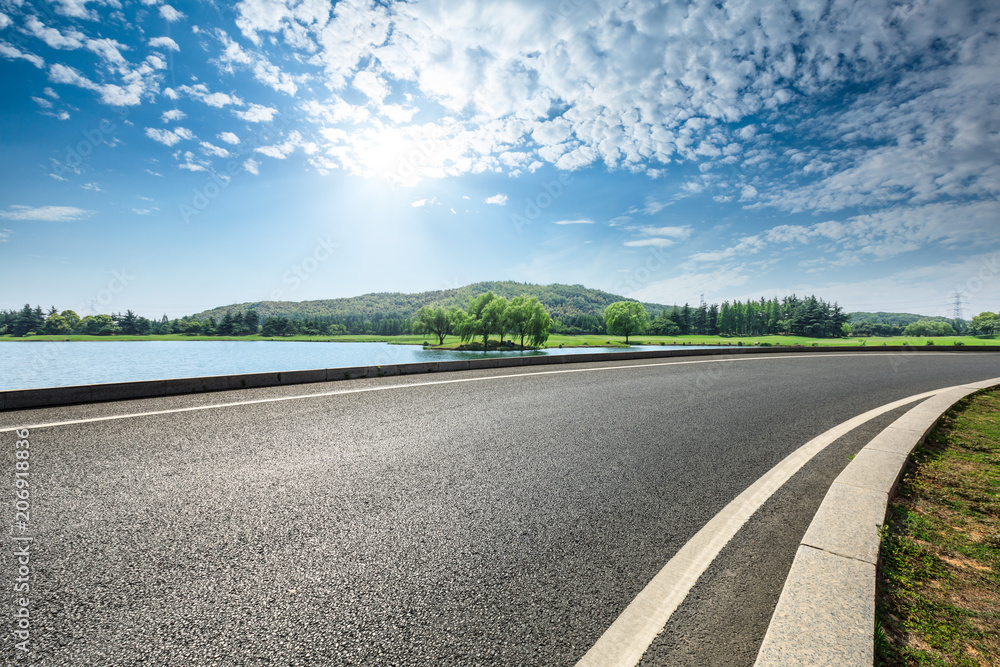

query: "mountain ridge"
(189, 281), (673, 323)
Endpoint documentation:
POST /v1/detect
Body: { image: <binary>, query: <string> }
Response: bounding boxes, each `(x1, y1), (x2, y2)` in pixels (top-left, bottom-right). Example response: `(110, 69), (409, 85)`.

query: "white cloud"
(145, 126), (195, 146)
(0, 229), (11, 243)
(0, 13), (9, 30)
(179, 83), (242, 108)
(178, 150), (209, 172)
(159, 5), (184, 22)
(48, 62), (148, 107)
(132, 208), (155, 215)
(552, 219), (593, 225)
(243, 158), (260, 175)
(199, 141), (231, 158)
(148, 36), (180, 52)
(216, 31), (299, 96)
(80, 182), (102, 191)
(636, 226), (691, 240)
(0, 42), (45, 69)
(411, 197), (436, 207)
(484, 193), (508, 205)
(24, 17), (85, 49)
(0, 205), (93, 222)
(84, 37), (127, 66)
(48, 0), (114, 20)
(254, 131), (302, 159)
(161, 109), (185, 122)
(32, 96), (53, 109)
(624, 238), (678, 248)
(234, 103), (277, 122)
(218, 132), (240, 145)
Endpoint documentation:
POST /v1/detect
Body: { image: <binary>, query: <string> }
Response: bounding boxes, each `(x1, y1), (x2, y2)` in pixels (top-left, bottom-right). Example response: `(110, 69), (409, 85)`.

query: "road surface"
(2, 351), (998, 665)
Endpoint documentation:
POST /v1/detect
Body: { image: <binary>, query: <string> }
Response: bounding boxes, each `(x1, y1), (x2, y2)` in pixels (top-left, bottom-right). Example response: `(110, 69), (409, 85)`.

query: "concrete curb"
(753, 378), (1000, 666)
(1, 345), (998, 411)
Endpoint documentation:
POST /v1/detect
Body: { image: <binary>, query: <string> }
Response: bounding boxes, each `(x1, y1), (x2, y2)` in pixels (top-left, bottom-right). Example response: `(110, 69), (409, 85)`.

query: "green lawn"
(876, 388), (1000, 666)
(1, 333), (996, 347)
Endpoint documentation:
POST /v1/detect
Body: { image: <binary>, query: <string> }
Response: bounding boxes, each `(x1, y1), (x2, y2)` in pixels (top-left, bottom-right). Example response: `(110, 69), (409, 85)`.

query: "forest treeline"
(0, 283), (980, 339)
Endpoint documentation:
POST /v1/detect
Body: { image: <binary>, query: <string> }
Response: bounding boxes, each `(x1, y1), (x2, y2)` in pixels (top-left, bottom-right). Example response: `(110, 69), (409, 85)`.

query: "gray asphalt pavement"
(3, 351), (999, 665)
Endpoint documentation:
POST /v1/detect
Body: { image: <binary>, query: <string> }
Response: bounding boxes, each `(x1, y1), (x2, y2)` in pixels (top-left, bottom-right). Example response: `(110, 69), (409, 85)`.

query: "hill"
(189, 281), (672, 324)
(848, 311), (964, 327)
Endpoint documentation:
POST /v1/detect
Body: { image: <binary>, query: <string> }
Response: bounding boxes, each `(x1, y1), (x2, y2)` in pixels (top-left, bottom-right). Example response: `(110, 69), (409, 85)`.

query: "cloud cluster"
(0, 205), (93, 222)
(4, 0), (998, 238)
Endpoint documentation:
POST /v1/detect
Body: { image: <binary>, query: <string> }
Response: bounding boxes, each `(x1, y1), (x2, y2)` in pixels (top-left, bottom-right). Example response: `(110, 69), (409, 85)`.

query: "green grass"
(876, 389), (1000, 666)
(1, 333), (996, 347)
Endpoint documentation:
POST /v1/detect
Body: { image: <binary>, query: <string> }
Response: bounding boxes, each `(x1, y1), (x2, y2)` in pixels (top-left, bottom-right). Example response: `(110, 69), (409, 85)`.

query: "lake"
(0, 341), (715, 391)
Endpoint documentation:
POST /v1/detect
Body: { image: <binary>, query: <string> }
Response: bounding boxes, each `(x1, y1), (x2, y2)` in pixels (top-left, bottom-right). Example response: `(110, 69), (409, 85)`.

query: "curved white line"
(575, 382), (976, 667)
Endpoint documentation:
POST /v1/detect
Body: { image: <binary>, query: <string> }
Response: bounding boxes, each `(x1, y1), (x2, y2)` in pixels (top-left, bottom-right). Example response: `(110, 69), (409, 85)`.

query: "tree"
(118, 309), (141, 335)
(81, 314), (116, 335)
(42, 313), (71, 335)
(903, 320), (957, 337)
(507, 296), (552, 348)
(242, 309), (260, 335)
(678, 303), (692, 335)
(483, 295), (510, 345)
(649, 311), (680, 335)
(414, 306), (461, 345)
(604, 301), (649, 344)
(11, 304), (45, 337)
(459, 291), (502, 350)
(969, 312), (999, 336)
(526, 299), (553, 348)
(61, 310), (81, 333)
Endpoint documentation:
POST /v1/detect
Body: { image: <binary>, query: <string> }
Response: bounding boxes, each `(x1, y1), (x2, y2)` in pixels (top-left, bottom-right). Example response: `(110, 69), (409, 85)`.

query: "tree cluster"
(639, 295), (849, 338)
(901, 320), (957, 337)
(415, 292), (553, 349)
(969, 311), (999, 336)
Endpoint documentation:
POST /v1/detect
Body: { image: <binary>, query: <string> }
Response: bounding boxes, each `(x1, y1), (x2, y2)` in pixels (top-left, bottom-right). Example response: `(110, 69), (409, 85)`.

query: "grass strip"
(876, 388), (1000, 666)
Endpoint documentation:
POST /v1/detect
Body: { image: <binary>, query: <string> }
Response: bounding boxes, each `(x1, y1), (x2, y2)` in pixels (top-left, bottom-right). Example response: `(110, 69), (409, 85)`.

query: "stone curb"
(753, 378), (1000, 666)
(1, 345), (998, 411)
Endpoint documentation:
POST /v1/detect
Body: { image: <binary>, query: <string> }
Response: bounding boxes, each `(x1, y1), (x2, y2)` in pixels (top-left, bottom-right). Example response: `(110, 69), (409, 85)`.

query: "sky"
(0, 0), (998, 319)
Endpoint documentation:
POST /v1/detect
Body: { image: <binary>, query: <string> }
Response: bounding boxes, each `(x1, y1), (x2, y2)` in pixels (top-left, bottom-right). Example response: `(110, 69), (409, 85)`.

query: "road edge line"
(752, 378), (1000, 667)
(575, 385), (957, 667)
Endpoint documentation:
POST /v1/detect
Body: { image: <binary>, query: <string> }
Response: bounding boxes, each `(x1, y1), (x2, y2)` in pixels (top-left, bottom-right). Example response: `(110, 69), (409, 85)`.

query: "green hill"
(848, 311), (963, 327)
(189, 281), (672, 324)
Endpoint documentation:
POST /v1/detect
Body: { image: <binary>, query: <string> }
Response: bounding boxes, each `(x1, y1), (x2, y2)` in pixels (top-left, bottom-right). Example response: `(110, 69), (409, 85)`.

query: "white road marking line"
(0, 353), (926, 433)
(574, 383), (979, 667)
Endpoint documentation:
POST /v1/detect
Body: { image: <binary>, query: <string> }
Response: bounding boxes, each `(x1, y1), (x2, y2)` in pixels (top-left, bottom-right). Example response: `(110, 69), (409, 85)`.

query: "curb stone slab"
(754, 378), (1000, 667)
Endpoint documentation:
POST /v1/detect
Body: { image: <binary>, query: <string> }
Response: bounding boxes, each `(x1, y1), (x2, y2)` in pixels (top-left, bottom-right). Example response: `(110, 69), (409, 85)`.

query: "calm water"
(0, 341), (714, 391)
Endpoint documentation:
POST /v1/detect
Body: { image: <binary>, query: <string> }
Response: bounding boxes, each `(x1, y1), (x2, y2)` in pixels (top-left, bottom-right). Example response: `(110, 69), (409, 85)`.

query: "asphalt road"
(2, 351), (999, 666)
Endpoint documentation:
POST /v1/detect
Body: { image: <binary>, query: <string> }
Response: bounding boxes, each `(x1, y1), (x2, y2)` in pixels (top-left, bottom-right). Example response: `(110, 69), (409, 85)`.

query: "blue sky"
(1, 0), (998, 319)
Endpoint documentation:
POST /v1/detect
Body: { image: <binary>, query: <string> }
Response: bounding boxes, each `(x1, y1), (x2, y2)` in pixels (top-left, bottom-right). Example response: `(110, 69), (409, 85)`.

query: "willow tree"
(414, 306), (463, 345)
(507, 296), (553, 349)
(459, 291), (507, 349)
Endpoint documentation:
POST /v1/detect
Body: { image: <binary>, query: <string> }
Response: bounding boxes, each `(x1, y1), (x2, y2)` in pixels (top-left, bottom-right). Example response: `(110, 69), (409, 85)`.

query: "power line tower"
(699, 293), (706, 308)
(951, 292), (967, 320)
